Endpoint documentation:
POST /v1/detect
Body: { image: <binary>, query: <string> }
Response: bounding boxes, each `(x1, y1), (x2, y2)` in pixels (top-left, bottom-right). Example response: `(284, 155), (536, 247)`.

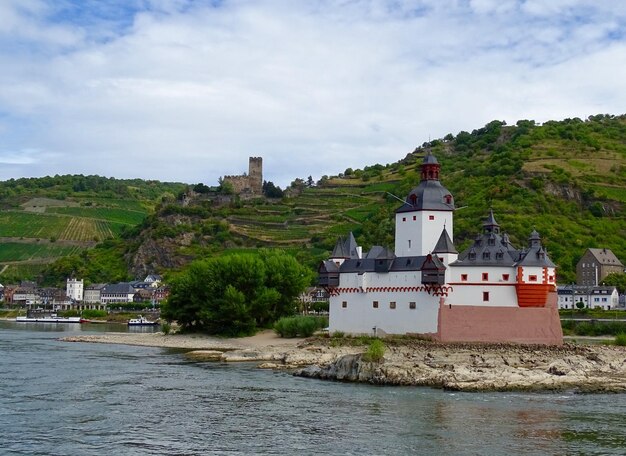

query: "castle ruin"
(222, 157), (263, 197)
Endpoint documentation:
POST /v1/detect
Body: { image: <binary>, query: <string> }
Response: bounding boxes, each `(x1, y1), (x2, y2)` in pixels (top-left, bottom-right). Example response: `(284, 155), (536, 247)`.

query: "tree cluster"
(162, 249), (313, 336)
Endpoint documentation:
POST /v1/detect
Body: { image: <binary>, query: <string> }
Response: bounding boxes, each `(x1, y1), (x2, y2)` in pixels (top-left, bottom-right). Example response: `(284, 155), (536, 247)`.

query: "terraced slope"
(0, 176), (186, 282)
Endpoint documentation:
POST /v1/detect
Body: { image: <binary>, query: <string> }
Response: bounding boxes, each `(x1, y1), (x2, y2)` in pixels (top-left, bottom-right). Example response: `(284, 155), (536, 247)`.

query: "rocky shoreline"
(61, 332), (626, 393)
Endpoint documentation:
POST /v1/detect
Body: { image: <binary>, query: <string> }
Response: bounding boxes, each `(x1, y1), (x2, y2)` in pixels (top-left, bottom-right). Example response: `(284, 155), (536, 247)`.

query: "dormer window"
(483, 251), (490, 260)
(468, 250), (476, 261)
(488, 237), (495, 246)
(444, 195), (452, 204)
(496, 250), (504, 260)
(409, 194), (417, 205)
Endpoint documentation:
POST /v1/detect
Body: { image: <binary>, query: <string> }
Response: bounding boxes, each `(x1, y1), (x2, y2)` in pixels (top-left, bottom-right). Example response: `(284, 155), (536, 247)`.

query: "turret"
(394, 153), (454, 257)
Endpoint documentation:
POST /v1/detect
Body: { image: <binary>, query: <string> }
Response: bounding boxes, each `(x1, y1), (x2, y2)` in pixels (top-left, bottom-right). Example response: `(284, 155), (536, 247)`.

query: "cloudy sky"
(1, 0), (625, 187)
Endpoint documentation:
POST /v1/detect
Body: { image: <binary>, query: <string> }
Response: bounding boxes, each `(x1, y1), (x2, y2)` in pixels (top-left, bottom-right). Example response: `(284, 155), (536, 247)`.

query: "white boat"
(15, 314), (81, 323)
(128, 315), (159, 326)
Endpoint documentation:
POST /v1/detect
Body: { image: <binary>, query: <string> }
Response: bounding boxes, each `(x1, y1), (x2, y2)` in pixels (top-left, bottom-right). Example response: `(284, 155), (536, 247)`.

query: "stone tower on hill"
(222, 157), (263, 197)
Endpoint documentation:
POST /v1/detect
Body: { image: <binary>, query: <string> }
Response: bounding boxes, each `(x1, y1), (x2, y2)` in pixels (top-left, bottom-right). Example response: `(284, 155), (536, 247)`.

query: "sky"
(1, 0), (626, 188)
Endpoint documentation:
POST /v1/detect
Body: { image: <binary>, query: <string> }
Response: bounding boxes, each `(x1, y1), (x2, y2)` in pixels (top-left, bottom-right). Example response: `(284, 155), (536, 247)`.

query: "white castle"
(319, 153), (563, 345)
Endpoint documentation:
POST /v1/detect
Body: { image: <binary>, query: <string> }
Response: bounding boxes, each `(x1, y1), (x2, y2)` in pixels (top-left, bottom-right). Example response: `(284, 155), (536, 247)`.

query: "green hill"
(0, 175), (186, 283)
(3, 114), (625, 286)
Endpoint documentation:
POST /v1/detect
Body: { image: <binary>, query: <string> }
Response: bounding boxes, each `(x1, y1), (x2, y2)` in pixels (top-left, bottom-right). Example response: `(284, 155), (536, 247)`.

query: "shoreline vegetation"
(60, 331), (626, 393)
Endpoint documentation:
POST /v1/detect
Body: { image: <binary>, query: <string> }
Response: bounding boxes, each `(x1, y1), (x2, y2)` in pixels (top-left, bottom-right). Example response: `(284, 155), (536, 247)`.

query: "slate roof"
(433, 227), (457, 254)
(331, 232), (359, 259)
(396, 154), (455, 213)
(338, 254), (444, 273)
(585, 248), (624, 267)
(453, 211), (555, 268)
(101, 282), (136, 294)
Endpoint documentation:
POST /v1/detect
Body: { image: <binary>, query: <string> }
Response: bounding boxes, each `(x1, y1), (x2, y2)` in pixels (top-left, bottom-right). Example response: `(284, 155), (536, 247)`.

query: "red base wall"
(436, 292), (563, 345)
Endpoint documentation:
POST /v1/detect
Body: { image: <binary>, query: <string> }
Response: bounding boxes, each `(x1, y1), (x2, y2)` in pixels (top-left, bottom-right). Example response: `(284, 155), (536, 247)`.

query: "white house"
(558, 285), (619, 310)
(319, 153), (563, 345)
(66, 278), (84, 302)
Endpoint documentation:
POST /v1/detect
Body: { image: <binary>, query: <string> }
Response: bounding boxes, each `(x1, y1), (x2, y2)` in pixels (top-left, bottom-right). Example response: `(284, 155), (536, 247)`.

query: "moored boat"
(128, 315), (159, 326)
(15, 314), (81, 323)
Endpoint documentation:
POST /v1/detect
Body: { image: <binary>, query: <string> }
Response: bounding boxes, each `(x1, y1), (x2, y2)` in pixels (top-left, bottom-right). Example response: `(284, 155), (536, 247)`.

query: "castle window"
(389, 301), (396, 309)
(496, 251), (504, 260)
(529, 275), (537, 282)
(402, 217), (406, 222)
(483, 251), (490, 260)
(342, 301), (347, 308)
(409, 302), (416, 309)
(468, 251), (476, 261)
(445, 195), (452, 204)
(410, 194), (417, 205)
(413, 216), (416, 221)
(483, 292), (490, 302)
(408, 240), (411, 249)
(429, 215), (435, 220)
(482, 273), (489, 281)
(461, 274), (468, 282)
(373, 301), (379, 309)
(502, 274), (509, 281)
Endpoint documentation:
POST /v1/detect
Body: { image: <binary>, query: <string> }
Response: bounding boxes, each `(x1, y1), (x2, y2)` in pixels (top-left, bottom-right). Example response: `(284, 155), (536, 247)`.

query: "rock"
(184, 350), (224, 361)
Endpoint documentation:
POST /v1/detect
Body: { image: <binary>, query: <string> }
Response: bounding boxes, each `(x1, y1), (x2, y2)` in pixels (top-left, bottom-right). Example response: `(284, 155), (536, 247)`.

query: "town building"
(100, 282), (136, 305)
(576, 248), (625, 286)
(319, 153), (563, 345)
(66, 278), (84, 302)
(557, 285), (619, 310)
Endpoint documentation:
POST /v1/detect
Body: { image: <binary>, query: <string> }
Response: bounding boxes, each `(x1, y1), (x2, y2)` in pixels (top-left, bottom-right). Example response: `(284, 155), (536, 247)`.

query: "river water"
(1, 321), (626, 455)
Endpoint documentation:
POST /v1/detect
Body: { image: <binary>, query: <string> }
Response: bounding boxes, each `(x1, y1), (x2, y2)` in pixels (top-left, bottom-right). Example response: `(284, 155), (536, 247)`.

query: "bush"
(274, 316), (327, 338)
(81, 309), (107, 319)
(363, 339), (386, 362)
(615, 333), (626, 346)
(161, 322), (171, 335)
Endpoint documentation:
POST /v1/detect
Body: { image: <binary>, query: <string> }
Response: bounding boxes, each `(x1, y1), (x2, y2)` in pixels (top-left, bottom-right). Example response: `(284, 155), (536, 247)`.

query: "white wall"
(328, 291), (440, 335)
(395, 210), (453, 257)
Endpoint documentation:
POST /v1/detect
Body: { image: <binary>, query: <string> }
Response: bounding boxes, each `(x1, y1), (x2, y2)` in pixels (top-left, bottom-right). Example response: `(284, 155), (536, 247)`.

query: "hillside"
(0, 175), (186, 283)
(2, 114), (625, 286)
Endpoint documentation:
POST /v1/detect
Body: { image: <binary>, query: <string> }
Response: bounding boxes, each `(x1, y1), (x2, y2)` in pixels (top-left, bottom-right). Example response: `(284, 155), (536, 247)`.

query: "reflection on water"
(1, 321), (626, 456)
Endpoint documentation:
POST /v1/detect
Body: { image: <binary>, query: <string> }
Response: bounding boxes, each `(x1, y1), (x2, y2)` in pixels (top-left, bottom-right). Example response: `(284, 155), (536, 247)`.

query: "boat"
(15, 313), (81, 323)
(128, 315), (159, 326)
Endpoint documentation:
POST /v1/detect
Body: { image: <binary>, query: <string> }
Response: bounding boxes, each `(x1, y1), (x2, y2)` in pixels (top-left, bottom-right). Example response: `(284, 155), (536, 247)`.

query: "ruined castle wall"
(221, 157), (263, 196)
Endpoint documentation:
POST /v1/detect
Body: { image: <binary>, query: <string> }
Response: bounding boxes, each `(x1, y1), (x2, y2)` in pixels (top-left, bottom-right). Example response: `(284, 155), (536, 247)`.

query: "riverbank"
(60, 330), (626, 392)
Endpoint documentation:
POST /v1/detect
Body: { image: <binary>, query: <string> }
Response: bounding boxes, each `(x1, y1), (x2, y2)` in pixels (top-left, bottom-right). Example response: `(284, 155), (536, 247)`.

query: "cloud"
(0, 0), (625, 186)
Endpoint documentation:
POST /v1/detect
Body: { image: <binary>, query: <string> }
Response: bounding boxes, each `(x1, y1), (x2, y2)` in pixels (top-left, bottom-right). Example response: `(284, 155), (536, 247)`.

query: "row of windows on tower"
(401, 215), (436, 222)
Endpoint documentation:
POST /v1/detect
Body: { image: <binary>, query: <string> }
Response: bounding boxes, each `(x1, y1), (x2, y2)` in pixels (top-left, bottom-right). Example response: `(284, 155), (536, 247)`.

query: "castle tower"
(394, 152), (455, 257)
(248, 157), (263, 195)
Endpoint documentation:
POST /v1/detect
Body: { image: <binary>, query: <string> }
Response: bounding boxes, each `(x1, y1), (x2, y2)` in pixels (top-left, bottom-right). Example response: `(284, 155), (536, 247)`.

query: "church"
(319, 153), (563, 345)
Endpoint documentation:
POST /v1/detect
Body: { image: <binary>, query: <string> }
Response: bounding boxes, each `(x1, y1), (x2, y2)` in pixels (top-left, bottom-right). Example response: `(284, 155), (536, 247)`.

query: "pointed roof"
(331, 232), (359, 259)
(433, 227), (457, 254)
(482, 209), (500, 234)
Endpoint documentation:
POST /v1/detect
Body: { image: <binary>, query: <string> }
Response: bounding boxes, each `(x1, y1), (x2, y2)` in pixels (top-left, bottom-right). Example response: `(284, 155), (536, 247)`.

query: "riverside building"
(319, 153), (563, 345)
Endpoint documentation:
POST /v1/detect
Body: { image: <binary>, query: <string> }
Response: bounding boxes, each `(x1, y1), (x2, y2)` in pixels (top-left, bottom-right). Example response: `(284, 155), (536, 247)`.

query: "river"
(1, 321), (625, 455)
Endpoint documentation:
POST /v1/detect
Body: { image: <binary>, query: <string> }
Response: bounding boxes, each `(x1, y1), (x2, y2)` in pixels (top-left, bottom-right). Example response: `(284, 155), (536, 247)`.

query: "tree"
(306, 176), (314, 187)
(601, 273), (626, 294)
(262, 180), (284, 198)
(162, 250), (313, 336)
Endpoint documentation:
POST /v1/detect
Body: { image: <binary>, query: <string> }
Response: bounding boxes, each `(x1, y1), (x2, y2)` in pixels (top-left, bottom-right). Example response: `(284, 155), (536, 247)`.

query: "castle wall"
(329, 291), (440, 335)
(221, 157), (263, 196)
(436, 292), (563, 345)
